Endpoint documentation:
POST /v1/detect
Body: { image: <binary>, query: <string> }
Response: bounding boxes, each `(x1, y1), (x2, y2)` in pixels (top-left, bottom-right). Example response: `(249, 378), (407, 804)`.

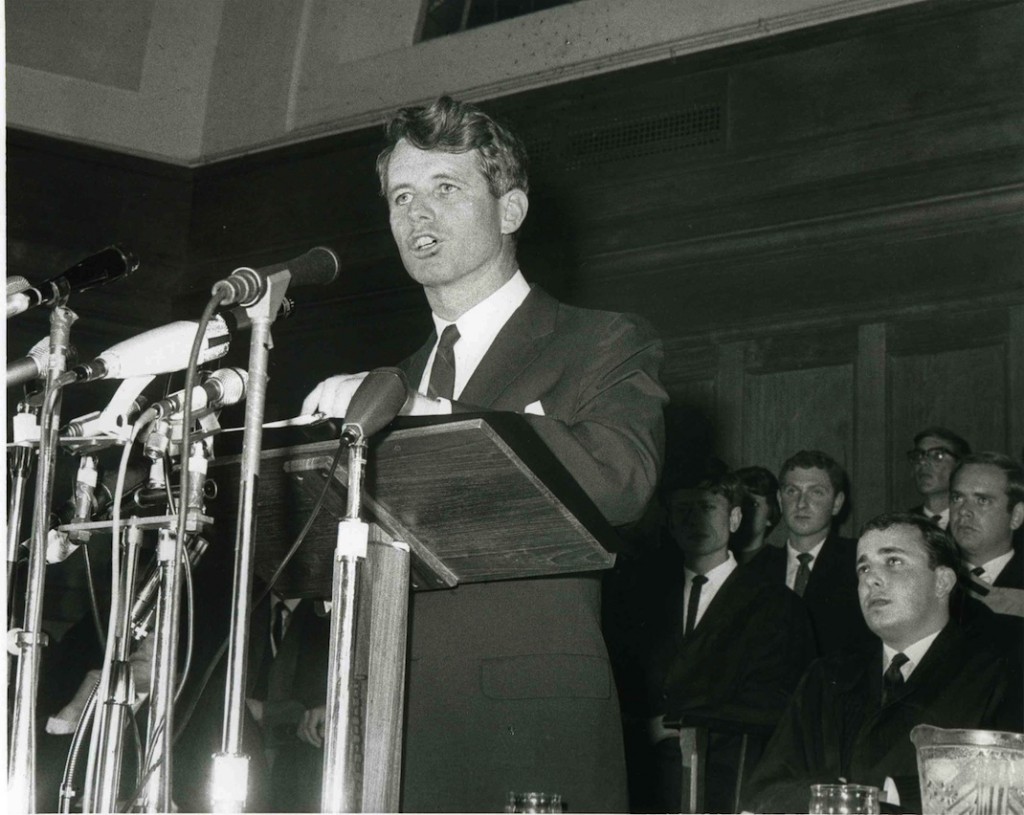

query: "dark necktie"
(882, 652), (909, 706)
(971, 566), (986, 580)
(685, 575), (708, 636)
(793, 552), (813, 597)
(427, 324), (460, 400)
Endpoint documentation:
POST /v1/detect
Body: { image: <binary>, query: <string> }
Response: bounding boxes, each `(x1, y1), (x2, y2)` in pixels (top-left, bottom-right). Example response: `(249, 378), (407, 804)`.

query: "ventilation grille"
(526, 103), (724, 172)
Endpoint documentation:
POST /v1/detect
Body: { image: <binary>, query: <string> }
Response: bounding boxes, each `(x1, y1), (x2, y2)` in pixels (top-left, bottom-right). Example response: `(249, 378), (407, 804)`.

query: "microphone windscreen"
(343, 367), (409, 440)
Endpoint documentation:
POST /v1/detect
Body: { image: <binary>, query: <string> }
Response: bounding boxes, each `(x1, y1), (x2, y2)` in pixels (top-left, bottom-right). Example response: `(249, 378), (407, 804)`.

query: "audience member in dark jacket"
(745, 514), (1023, 814)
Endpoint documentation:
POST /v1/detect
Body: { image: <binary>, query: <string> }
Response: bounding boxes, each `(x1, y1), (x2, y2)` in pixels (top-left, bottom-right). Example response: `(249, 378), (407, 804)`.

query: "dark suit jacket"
(746, 533), (877, 657)
(744, 622), (1023, 814)
(993, 547), (1024, 589)
(650, 564), (816, 728)
(396, 286), (667, 813)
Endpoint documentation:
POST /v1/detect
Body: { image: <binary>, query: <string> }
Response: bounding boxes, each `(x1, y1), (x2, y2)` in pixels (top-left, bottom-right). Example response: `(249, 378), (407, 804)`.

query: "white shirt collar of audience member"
(683, 551), (738, 628)
(970, 548), (1015, 584)
(784, 535), (827, 588)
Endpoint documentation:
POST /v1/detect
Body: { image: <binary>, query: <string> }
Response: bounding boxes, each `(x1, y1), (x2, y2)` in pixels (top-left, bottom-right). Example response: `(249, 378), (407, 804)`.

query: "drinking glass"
(505, 791), (564, 812)
(808, 783), (881, 814)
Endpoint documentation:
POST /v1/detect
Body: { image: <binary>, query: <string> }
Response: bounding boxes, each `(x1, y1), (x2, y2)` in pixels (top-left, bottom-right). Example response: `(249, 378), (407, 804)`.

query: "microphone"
(61, 316), (232, 384)
(211, 246), (339, 307)
(140, 367), (248, 423)
(6, 245), (139, 319)
(7, 276), (31, 296)
(7, 338), (80, 389)
(341, 367), (409, 443)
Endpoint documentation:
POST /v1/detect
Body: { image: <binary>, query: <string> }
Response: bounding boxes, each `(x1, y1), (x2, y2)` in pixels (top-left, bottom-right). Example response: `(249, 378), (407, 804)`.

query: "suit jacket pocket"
(480, 653), (611, 700)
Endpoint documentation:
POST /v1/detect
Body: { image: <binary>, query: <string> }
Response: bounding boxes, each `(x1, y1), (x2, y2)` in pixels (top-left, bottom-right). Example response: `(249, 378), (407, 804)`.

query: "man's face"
(950, 463), (1024, 563)
(778, 467), (843, 541)
(669, 489), (739, 558)
(911, 435), (959, 498)
(385, 139), (514, 294)
(856, 525), (953, 649)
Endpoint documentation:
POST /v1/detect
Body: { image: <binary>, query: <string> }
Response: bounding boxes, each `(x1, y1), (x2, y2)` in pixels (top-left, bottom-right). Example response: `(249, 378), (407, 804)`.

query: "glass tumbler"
(505, 791), (564, 812)
(808, 783), (881, 814)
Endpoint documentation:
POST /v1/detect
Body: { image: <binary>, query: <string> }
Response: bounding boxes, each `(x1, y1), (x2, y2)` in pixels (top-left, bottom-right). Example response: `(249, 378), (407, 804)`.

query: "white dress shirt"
(683, 552), (738, 632)
(785, 537), (827, 590)
(882, 628), (941, 682)
(418, 271), (531, 400)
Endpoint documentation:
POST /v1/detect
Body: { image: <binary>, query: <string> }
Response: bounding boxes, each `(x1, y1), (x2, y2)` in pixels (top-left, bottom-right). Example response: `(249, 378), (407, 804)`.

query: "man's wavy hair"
(859, 512), (964, 577)
(778, 450), (849, 498)
(375, 95), (530, 199)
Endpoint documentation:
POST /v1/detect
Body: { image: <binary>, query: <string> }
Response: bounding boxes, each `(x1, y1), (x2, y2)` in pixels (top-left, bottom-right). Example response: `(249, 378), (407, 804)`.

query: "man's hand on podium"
(302, 372), (451, 419)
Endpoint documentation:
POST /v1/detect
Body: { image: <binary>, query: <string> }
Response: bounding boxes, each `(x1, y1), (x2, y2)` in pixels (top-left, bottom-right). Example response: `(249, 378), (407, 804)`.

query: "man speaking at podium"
(302, 95), (667, 812)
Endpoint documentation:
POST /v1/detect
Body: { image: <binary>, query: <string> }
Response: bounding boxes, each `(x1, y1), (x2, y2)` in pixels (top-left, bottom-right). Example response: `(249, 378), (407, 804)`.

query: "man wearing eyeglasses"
(906, 427), (971, 530)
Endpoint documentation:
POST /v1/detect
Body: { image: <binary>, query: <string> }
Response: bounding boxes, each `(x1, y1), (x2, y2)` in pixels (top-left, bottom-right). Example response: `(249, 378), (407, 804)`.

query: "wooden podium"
(208, 413), (622, 811)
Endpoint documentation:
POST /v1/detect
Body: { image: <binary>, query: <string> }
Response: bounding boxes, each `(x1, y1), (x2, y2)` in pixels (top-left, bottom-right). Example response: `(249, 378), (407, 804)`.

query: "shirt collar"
(971, 548), (1015, 584)
(684, 551), (738, 589)
(786, 536), (827, 563)
(430, 270), (530, 344)
(883, 628), (942, 679)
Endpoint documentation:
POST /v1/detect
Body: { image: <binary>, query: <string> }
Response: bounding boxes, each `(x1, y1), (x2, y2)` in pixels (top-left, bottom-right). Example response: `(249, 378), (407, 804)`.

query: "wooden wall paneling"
(716, 342), (746, 470)
(854, 323), (889, 530)
(1007, 304), (1024, 461)
(743, 362), (855, 531)
(661, 340), (719, 488)
(888, 326), (1009, 512)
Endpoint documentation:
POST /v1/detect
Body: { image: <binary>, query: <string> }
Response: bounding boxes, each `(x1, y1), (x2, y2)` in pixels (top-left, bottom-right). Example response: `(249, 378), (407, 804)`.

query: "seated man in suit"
(744, 513), (1023, 814)
(746, 450), (875, 657)
(646, 472), (816, 813)
(950, 451), (1024, 590)
(732, 465), (781, 565)
(905, 427), (971, 530)
(302, 96), (667, 812)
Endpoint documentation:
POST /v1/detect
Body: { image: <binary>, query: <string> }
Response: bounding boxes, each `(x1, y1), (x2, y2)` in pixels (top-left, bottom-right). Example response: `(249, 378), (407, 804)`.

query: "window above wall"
(419, 0), (578, 41)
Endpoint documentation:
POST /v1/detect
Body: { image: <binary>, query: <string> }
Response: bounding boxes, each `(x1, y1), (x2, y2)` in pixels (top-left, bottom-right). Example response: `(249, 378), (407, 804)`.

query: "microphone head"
(61, 244), (139, 292)
(341, 367), (409, 442)
(7, 276), (31, 296)
(207, 366), (248, 407)
(291, 246), (340, 288)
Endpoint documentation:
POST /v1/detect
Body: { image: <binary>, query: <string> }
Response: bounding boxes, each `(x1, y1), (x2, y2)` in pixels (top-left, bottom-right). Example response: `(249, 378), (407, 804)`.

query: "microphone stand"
(321, 439), (369, 813)
(143, 441), (211, 812)
(211, 272), (290, 813)
(8, 304), (78, 813)
(83, 521), (144, 813)
(7, 402), (38, 626)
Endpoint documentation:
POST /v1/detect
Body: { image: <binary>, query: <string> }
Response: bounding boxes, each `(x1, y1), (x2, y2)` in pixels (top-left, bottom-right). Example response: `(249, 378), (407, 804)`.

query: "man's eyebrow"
(857, 545), (911, 562)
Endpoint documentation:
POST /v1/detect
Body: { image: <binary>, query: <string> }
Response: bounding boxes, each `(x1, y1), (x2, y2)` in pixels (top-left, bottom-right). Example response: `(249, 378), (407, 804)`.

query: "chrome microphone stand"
(8, 304), (78, 813)
(321, 440), (369, 814)
(211, 272), (291, 813)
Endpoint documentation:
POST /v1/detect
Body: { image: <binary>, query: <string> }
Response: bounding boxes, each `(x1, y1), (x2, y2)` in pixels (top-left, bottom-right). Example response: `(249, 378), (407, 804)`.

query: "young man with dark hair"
(303, 96), (667, 812)
(645, 473), (815, 812)
(745, 450), (874, 656)
(745, 513), (1022, 814)
(906, 426), (971, 529)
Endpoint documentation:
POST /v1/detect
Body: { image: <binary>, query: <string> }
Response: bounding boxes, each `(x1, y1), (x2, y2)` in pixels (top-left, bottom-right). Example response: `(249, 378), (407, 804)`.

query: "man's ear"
(831, 491), (846, 518)
(934, 565), (957, 599)
(1010, 501), (1024, 532)
(729, 506), (742, 534)
(499, 189), (529, 235)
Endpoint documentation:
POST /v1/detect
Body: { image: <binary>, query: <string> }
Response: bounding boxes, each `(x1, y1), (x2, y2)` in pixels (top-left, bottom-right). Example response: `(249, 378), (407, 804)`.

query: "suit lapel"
(400, 333), (436, 390)
(458, 286), (557, 408)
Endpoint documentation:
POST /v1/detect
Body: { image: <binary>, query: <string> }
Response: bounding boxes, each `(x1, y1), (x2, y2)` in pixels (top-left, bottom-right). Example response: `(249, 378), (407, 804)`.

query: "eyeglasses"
(906, 447), (957, 464)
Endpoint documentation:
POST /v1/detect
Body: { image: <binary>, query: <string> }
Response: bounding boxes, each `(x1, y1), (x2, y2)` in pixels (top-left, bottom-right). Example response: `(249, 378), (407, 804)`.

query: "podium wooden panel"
(204, 412), (621, 811)
(207, 412), (621, 596)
